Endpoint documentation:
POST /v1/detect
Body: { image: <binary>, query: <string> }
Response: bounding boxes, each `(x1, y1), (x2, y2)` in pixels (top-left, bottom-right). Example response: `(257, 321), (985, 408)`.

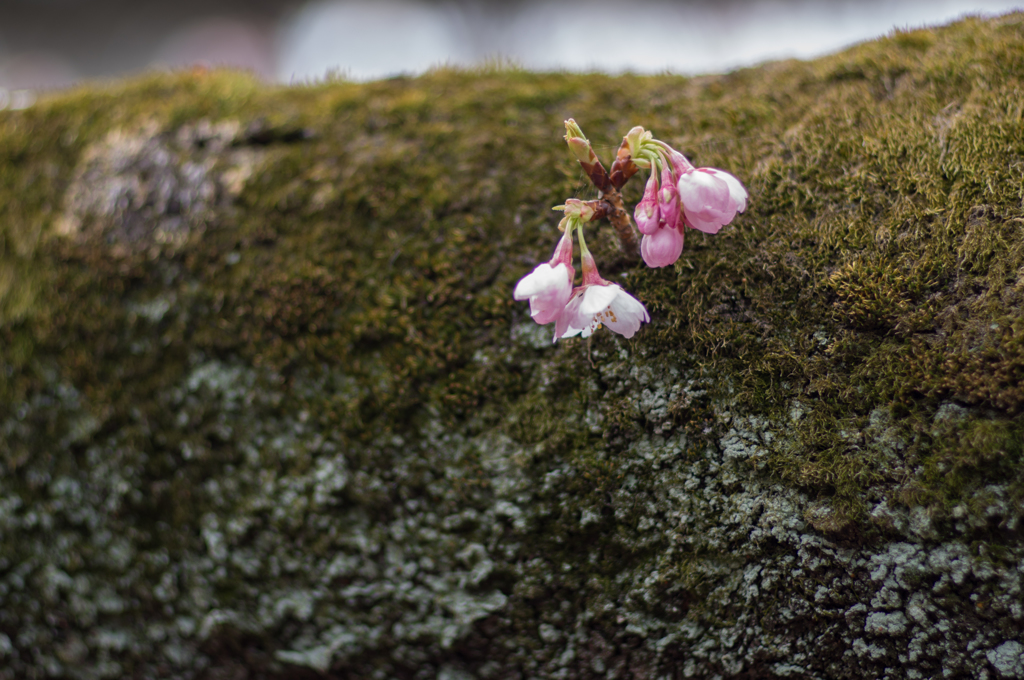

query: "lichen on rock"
(55, 119), (261, 256)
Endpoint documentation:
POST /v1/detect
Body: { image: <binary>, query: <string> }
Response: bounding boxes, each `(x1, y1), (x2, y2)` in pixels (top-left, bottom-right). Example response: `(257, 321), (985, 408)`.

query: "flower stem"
(576, 218), (589, 257)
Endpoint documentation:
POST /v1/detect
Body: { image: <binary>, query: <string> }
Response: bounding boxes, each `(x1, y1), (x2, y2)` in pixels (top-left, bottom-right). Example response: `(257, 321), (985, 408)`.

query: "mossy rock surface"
(2, 13), (1024, 680)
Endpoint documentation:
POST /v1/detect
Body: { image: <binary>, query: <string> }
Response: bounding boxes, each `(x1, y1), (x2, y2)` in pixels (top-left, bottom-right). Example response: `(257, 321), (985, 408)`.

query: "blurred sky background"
(1, 0), (1022, 107)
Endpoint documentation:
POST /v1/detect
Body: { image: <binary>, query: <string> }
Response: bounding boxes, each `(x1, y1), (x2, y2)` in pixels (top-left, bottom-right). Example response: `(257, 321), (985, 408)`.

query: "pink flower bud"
(634, 170), (662, 235)
(640, 222), (684, 269)
(657, 166), (681, 232)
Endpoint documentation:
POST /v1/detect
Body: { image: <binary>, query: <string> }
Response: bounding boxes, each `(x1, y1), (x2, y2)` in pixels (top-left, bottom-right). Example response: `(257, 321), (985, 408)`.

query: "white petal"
(603, 290), (650, 338)
(578, 284), (619, 317)
(513, 263), (563, 299)
(614, 290), (649, 320)
(676, 169), (726, 209)
(556, 293), (585, 339)
(717, 170), (748, 213)
(556, 325), (582, 341)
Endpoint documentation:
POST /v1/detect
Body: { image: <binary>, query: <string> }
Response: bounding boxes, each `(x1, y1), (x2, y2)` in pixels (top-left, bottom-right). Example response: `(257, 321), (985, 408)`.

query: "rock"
(1, 12), (1024, 680)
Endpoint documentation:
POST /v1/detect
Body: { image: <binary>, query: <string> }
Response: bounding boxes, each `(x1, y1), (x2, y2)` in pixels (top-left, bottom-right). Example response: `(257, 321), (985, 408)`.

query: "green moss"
(905, 418), (1024, 512)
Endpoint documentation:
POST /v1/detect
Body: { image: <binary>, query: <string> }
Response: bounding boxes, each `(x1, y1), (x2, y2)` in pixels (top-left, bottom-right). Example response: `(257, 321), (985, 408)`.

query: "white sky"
(277, 0), (1024, 81)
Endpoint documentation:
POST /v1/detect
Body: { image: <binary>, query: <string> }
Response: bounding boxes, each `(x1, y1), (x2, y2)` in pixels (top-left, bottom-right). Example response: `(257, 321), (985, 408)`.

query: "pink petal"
(514, 262), (574, 325)
(677, 168), (729, 211)
(683, 213), (724, 235)
(555, 289), (585, 340)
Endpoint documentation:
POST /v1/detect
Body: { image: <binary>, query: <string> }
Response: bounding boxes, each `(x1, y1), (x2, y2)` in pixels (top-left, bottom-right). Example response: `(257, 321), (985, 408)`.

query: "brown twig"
(608, 137), (640, 190)
(598, 138), (642, 259)
(583, 200), (610, 221)
(596, 189), (640, 260)
(579, 159), (612, 194)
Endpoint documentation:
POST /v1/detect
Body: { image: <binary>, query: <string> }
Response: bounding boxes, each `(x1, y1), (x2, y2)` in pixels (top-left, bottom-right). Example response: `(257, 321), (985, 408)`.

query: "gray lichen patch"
(54, 119), (261, 256)
(987, 641), (1024, 679)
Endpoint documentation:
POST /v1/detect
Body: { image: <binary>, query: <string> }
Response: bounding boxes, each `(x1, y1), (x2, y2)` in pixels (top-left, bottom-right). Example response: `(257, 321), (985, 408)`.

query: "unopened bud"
(564, 120), (596, 163)
(564, 118), (611, 192)
(624, 126), (647, 157)
(567, 136), (594, 164)
(564, 118), (588, 143)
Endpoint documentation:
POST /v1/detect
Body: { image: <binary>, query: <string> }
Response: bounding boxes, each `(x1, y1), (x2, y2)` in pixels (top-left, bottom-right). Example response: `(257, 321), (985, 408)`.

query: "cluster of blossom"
(513, 199), (651, 341)
(628, 126), (748, 268)
(514, 121), (747, 343)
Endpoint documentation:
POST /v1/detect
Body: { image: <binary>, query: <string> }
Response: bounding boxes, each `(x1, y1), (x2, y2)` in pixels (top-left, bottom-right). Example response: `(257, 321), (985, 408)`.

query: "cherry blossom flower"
(628, 131), (747, 267)
(513, 229), (575, 325)
(514, 120), (744, 347)
(555, 249), (649, 341)
(658, 144), (746, 236)
(677, 167), (748, 234)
